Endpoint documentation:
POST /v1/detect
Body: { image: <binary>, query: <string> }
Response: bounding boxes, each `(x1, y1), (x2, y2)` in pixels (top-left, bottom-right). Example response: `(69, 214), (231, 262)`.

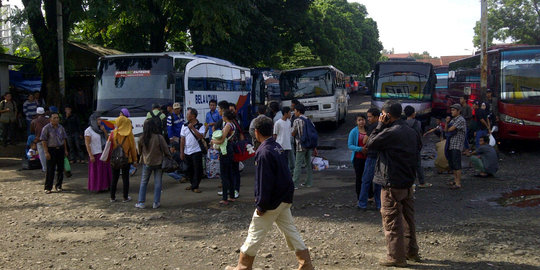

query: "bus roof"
(376, 61), (433, 66)
(282, 65), (343, 74)
(98, 52), (246, 69)
(448, 45), (540, 66)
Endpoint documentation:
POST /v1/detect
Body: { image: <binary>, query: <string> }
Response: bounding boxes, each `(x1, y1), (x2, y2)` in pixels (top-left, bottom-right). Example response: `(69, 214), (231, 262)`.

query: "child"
(27, 142), (39, 160)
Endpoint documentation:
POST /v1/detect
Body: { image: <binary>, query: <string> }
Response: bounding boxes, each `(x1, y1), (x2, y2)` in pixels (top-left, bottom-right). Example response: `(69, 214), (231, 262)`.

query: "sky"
(5, 0), (481, 57)
(351, 0), (481, 57)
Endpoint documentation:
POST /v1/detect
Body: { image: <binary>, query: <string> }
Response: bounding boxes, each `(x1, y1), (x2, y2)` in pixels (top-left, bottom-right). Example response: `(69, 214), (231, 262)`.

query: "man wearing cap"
(167, 102), (184, 143)
(30, 107), (50, 172)
(445, 104), (466, 189)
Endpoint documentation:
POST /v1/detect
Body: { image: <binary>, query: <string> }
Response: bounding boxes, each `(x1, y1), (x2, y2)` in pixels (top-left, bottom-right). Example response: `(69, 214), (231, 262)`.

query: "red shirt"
(355, 132), (367, 159)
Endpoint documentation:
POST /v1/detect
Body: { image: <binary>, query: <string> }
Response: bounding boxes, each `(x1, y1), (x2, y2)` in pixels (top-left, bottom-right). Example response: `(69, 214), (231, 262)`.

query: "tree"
(19, 0), (83, 107)
(6, 6), (40, 58)
(473, 0), (540, 47)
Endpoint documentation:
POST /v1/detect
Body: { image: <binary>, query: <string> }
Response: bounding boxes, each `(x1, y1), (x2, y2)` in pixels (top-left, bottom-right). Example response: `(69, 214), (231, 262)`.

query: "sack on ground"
(311, 156), (329, 171)
(206, 149), (220, 178)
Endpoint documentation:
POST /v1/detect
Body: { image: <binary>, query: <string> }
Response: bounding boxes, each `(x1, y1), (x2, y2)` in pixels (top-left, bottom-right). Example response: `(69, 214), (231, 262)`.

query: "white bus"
(279, 66), (348, 126)
(94, 52), (252, 136)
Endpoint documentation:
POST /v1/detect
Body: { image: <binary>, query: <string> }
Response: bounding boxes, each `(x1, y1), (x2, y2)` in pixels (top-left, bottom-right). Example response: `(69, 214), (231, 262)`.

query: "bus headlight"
(500, 114), (524, 125)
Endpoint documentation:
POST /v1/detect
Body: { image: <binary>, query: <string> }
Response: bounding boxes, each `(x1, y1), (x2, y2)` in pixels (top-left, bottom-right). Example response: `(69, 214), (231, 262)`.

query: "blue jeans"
(358, 157), (381, 209)
(167, 171), (184, 181)
(475, 129), (488, 148)
(138, 165), (163, 204)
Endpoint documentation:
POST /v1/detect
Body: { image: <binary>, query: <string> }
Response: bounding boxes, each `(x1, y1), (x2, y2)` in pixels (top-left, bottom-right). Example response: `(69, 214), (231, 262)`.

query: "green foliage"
(473, 0), (540, 47)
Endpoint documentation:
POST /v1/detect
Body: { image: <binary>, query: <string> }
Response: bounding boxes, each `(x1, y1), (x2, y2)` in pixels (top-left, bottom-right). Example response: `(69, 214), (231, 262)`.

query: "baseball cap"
(173, 102), (181, 109)
(450, 104), (462, 111)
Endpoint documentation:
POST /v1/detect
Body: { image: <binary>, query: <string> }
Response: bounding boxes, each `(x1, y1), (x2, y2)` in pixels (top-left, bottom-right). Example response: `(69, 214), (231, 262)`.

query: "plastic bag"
(311, 156), (329, 171)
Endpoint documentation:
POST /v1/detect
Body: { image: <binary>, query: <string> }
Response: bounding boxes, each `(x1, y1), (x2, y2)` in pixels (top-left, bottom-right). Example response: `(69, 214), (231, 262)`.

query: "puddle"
(495, 188), (540, 207)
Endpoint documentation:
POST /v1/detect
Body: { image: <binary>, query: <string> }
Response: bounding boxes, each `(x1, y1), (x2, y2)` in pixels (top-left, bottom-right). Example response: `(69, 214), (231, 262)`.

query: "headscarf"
(121, 108), (130, 118)
(89, 112), (107, 147)
(115, 115), (132, 136)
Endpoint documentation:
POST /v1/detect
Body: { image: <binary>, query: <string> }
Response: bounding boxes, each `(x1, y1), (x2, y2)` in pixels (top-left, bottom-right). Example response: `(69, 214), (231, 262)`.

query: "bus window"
(188, 64), (207, 91)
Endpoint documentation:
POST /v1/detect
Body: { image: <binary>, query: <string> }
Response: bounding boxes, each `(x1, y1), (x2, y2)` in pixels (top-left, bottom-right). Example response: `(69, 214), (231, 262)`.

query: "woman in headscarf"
(110, 108), (137, 202)
(84, 113), (112, 192)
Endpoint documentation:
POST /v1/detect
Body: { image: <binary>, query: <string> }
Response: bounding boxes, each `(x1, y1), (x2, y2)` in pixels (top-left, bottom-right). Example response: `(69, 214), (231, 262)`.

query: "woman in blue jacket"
(348, 113), (368, 201)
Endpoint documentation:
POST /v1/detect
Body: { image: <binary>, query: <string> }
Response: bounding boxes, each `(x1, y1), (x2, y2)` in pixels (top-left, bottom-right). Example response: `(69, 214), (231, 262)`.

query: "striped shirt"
(23, 100), (38, 121)
(292, 115), (309, 152)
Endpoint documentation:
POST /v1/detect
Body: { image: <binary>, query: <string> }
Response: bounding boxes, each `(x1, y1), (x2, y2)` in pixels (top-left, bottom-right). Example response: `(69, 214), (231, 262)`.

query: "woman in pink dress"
(84, 113), (112, 192)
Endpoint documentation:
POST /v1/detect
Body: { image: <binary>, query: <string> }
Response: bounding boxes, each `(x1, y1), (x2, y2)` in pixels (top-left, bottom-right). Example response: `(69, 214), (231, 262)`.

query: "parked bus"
(94, 52), (252, 136)
(432, 66), (449, 116)
(279, 66), (348, 126)
(371, 60), (436, 127)
(448, 45), (540, 141)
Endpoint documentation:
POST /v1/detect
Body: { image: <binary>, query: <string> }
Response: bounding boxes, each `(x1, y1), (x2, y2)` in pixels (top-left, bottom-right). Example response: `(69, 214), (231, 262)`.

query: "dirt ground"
(1, 94), (540, 270)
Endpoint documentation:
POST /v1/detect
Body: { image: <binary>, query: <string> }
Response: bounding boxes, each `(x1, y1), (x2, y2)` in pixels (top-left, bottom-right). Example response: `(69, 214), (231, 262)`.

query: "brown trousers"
(380, 187), (418, 262)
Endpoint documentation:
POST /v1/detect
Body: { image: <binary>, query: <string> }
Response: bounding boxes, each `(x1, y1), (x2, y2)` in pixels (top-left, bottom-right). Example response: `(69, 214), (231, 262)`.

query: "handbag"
(162, 155), (179, 173)
(188, 124), (208, 155)
(100, 140), (112, 162)
(232, 140), (255, 162)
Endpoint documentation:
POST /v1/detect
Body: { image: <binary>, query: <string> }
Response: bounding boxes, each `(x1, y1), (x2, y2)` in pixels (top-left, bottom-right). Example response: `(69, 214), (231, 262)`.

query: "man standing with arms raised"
(365, 101), (421, 267)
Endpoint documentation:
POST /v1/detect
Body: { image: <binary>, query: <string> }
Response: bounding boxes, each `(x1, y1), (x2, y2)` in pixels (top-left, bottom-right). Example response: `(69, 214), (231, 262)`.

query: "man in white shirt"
(180, 108), (206, 193)
(273, 107), (294, 171)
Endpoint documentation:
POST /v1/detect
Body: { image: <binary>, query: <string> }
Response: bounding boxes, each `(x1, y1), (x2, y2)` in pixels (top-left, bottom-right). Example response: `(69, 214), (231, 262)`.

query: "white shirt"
(84, 127), (103, 155)
(273, 111), (283, 123)
(273, 118), (292, 150)
(180, 122), (206, 155)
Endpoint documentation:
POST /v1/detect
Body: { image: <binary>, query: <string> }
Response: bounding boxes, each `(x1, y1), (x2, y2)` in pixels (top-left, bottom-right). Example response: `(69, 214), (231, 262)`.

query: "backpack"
(150, 111), (166, 135)
(299, 117), (318, 149)
(110, 136), (128, 169)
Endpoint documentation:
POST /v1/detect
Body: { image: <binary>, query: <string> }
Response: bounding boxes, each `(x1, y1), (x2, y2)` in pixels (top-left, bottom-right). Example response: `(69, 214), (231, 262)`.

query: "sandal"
(449, 184), (462, 190)
(185, 186), (192, 190)
(219, 200), (229, 205)
(44, 190), (51, 194)
(417, 183), (433, 188)
(227, 198), (236, 202)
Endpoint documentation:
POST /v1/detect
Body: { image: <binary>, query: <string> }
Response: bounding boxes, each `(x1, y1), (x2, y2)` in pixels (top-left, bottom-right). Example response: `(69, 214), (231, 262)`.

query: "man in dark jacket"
(225, 117), (313, 270)
(366, 101), (421, 267)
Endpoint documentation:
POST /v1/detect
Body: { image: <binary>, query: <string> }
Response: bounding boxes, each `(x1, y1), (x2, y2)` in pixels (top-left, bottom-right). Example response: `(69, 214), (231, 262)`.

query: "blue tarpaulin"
(9, 70), (41, 92)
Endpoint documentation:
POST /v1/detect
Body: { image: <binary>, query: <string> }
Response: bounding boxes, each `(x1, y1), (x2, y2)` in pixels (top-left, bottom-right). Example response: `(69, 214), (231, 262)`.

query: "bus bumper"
(498, 123), (540, 140)
(305, 110), (338, 123)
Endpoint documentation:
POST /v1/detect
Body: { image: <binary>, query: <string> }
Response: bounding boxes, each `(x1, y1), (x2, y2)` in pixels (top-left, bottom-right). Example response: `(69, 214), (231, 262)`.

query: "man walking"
(291, 104), (315, 188)
(446, 104), (467, 189)
(40, 113), (68, 193)
(181, 108), (206, 193)
(167, 102), (184, 143)
(225, 116), (313, 270)
(365, 101), (421, 267)
(358, 108), (381, 210)
(273, 106), (294, 170)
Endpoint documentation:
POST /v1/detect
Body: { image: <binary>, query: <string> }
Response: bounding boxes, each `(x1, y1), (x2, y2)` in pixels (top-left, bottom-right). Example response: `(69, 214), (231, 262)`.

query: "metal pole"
(480, 0), (488, 101)
(57, 0), (65, 97)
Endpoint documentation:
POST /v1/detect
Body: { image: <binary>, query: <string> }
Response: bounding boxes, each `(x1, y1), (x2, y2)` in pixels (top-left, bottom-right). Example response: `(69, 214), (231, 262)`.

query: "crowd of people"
(1, 89), (503, 268)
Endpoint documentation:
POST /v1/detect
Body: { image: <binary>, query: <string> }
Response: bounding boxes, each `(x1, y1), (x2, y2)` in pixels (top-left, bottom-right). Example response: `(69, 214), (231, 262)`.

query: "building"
(0, 5), (12, 53)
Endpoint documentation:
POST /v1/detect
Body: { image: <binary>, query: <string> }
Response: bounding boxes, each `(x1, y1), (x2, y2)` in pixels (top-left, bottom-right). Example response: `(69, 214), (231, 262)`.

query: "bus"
(371, 60), (436, 127)
(432, 66), (449, 116)
(279, 66), (348, 126)
(94, 52), (252, 136)
(448, 45), (540, 141)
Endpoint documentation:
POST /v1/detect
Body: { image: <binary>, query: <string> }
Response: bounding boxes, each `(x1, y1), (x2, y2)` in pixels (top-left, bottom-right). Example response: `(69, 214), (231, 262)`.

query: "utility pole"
(57, 0), (65, 97)
(480, 0), (488, 101)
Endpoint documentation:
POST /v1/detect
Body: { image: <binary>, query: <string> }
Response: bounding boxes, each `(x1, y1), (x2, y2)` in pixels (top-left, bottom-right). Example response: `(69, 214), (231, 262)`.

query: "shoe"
(153, 202), (160, 209)
(228, 198), (236, 202)
(417, 183), (433, 188)
(45, 190), (52, 194)
(225, 252), (255, 270)
(406, 254), (422, 262)
(294, 186), (299, 190)
(295, 249), (314, 270)
(134, 203), (145, 209)
(110, 198), (116, 203)
(55, 187), (63, 193)
(185, 186), (192, 190)
(217, 191), (223, 196)
(123, 196), (132, 202)
(219, 200), (229, 205)
(192, 189), (202, 193)
(179, 177), (188, 183)
(234, 190), (239, 198)
(301, 183), (312, 188)
(379, 259), (407, 267)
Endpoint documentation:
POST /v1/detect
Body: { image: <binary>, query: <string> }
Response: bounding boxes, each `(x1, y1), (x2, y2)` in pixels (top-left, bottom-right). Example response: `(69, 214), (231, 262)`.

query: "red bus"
(448, 45), (540, 141)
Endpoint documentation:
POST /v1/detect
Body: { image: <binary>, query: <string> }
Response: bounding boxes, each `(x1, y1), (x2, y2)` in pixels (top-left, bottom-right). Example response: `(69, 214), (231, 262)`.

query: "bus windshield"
(95, 57), (173, 116)
(501, 49), (540, 104)
(280, 69), (333, 100)
(374, 63), (432, 101)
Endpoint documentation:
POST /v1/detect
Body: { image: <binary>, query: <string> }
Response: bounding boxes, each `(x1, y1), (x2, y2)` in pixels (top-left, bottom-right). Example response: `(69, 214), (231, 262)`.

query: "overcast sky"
(6, 0), (480, 57)
(351, 0), (480, 57)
